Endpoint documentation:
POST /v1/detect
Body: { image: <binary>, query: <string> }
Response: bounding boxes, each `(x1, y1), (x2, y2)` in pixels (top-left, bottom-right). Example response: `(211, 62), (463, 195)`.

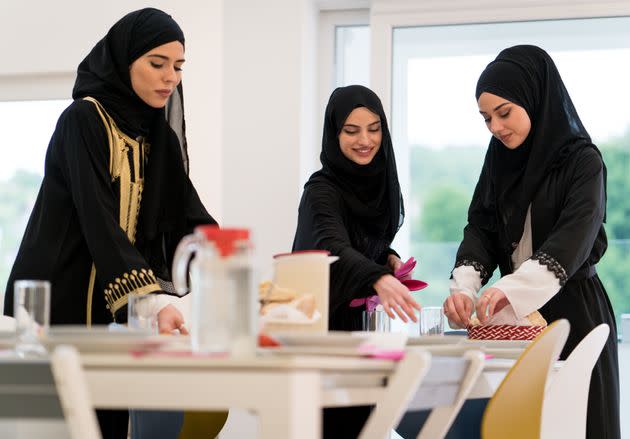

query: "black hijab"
(306, 85), (404, 244)
(471, 45), (604, 253)
(72, 8), (191, 245)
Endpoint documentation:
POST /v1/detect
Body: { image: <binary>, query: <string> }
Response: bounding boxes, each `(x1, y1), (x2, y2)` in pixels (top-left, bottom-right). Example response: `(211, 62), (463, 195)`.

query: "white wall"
(222, 0), (318, 276)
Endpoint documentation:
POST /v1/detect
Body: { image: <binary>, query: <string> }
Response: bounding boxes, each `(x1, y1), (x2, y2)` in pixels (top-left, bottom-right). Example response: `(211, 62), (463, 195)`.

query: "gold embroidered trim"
(105, 269), (161, 315)
(83, 97), (151, 320)
(86, 264), (97, 327)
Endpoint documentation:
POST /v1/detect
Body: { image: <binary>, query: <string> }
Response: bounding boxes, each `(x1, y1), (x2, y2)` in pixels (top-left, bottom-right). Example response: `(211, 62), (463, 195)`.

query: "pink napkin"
(349, 257), (428, 310)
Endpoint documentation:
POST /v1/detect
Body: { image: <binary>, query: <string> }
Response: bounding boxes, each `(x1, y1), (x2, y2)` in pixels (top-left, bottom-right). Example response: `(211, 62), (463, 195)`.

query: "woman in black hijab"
(4, 8), (216, 438)
(293, 84), (420, 438)
(444, 45), (619, 438)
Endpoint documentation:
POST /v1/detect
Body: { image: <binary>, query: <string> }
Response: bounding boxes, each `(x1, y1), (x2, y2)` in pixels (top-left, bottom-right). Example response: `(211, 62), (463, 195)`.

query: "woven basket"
(467, 324), (546, 340)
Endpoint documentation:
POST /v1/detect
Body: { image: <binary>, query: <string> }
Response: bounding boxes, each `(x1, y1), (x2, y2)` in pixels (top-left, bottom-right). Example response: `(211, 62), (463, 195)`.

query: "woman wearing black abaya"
(443, 45), (620, 439)
(4, 8), (216, 438)
(293, 85), (420, 438)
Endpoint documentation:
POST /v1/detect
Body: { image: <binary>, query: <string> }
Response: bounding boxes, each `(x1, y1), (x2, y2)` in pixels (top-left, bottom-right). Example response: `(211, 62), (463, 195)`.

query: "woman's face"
(477, 92), (531, 149)
(338, 107), (382, 165)
(129, 41), (185, 108)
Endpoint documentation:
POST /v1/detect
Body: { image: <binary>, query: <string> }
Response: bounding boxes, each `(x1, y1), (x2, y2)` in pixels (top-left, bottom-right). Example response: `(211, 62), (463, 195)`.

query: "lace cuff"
(453, 259), (490, 284)
(531, 251), (568, 286)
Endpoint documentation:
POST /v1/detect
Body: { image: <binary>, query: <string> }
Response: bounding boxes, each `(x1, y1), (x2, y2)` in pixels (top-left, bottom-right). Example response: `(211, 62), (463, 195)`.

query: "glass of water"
(420, 306), (444, 336)
(127, 293), (159, 335)
(14, 280), (50, 357)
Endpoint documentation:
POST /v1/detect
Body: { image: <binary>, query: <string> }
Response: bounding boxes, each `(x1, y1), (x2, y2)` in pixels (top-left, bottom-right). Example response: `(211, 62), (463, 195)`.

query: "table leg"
(258, 371), (321, 439)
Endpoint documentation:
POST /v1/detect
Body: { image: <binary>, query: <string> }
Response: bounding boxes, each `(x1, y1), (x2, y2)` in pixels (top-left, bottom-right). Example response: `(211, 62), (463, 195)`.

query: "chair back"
(481, 319), (570, 439)
(0, 345), (100, 439)
(50, 345), (103, 439)
(540, 323), (609, 439)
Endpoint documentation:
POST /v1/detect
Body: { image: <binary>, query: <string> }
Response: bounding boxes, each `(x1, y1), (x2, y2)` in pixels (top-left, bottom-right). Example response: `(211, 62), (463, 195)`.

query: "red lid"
(195, 226), (250, 257)
(273, 250), (330, 259)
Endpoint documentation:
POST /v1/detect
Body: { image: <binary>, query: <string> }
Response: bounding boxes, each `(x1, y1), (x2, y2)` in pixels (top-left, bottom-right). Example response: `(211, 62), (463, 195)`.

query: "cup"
(127, 293), (159, 335)
(362, 310), (391, 332)
(420, 306), (444, 336)
(14, 280), (50, 357)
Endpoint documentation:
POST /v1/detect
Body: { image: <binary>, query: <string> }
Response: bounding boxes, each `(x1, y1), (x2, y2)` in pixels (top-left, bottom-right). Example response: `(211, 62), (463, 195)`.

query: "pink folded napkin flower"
(349, 257), (428, 311)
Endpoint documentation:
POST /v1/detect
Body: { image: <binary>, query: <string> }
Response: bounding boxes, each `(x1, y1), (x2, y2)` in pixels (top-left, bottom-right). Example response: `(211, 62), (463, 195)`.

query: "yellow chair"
(481, 319), (570, 439)
(177, 411), (229, 439)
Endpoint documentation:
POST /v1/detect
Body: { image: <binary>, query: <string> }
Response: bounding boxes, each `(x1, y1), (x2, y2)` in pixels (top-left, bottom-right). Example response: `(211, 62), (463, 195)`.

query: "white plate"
(41, 326), (175, 353)
(407, 335), (467, 345)
(460, 339), (530, 349)
(260, 346), (368, 357)
(271, 331), (370, 348)
(483, 348), (525, 359)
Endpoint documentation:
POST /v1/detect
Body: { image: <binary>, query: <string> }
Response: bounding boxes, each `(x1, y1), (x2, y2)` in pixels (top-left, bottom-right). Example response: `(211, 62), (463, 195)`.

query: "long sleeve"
(55, 101), (160, 319)
(532, 148), (606, 283)
(492, 148), (605, 319)
(293, 184), (390, 312)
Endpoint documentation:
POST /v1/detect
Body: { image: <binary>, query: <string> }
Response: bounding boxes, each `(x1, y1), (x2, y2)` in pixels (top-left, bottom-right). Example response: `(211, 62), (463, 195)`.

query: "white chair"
(540, 323), (610, 439)
(358, 350), (432, 439)
(416, 350), (486, 439)
(481, 319), (570, 439)
(0, 344), (100, 439)
(49, 345), (103, 439)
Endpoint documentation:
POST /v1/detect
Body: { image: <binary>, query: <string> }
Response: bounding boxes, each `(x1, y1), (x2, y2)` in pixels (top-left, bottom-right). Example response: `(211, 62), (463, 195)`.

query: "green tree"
(0, 170), (43, 296)
(419, 184), (469, 242)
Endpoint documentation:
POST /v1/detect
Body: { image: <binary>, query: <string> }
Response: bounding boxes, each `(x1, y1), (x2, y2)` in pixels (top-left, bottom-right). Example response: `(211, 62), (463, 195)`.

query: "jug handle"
(172, 234), (200, 295)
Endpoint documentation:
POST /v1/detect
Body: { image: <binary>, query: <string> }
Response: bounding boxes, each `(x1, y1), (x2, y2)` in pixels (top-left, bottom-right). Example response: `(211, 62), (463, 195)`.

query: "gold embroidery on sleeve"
(105, 268), (161, 316)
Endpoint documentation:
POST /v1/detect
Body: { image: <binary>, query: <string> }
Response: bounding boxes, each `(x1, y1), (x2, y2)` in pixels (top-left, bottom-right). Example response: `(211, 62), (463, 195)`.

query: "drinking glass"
(420, 306), (444, 336)
(14, 280), (50, 357)
(362, 310), (391, 332)
(127, 293), (159, 335)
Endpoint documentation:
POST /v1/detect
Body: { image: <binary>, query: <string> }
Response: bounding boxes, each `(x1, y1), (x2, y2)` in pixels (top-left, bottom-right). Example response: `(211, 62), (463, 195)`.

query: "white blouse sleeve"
(449, 265), (483, 302)
(492, 258), (561, 319)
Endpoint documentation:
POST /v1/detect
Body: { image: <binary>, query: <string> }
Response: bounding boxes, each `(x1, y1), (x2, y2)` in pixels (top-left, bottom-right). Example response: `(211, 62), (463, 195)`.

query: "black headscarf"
(72, 8), (191, 245)
(306, 85), (404, 244)
(471, 45), (605, 253)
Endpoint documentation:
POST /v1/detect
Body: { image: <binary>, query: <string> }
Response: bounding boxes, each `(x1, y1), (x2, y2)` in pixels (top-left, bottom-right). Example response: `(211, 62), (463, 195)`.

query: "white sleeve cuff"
(450, 265), (482, 302)
(492, 258), (561, 319)
(133, 293), (179, 318)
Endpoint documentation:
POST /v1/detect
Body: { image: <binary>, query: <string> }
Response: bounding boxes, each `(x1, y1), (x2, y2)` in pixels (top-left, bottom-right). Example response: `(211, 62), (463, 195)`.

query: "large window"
(334, 16), (630, 326)
(390, 17), (630, 325)
(0, 99), (70, 312)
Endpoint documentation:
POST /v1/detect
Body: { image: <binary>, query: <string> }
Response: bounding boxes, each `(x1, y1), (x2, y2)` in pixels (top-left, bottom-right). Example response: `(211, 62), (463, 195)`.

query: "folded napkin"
(349, 257), (428, 311)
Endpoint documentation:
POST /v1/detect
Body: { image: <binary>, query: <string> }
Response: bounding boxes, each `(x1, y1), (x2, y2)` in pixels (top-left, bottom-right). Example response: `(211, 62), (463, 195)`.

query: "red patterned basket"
(467, 324), (546, 340)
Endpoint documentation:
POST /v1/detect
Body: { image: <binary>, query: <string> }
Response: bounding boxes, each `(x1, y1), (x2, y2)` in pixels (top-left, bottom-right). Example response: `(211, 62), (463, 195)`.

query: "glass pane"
(0, 99), (71, 310)
(392, 17), (630, 323)
(335, 25), (370, 87)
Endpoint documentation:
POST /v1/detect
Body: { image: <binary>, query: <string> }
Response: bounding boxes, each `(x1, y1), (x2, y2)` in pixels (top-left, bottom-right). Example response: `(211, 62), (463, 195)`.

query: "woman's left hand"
(157, 304), (189, 335)
(387, 254), (404, 272)
(475, 287), (510, 324)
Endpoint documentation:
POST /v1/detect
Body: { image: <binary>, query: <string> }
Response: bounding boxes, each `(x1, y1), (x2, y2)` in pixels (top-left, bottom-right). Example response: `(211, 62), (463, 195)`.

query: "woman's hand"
(442, 293), (474, 328)
(475, 287), (510, 324)
(374, 274), (421, 323)
(387, 254), (404, 272)
(157, 304), (189, 335)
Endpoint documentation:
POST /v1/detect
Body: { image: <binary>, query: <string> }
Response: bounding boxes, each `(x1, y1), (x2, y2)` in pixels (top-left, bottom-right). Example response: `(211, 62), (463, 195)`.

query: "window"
(335, 25), (370, 87)
(332, 14), (630, 327)
(390, 17), (630, 324)
(0, 99), (71, 312)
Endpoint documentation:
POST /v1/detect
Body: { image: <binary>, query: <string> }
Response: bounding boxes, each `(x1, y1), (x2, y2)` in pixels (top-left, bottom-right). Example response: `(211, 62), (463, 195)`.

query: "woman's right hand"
(442, 292), (474, 328)
(374, 274), (421, 323)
